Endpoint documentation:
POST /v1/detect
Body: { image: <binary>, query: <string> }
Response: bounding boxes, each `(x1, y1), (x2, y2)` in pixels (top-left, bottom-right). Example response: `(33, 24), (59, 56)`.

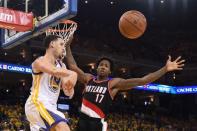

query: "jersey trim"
(82, 98), (105, 118)
(93, 78), (110, 83)
(31, 74), (55, 126)
(32, 70), (43, 75)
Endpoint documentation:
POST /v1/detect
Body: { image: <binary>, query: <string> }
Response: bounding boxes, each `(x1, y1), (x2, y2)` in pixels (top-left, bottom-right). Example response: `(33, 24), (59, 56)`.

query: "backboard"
(0, 0), (78, 49)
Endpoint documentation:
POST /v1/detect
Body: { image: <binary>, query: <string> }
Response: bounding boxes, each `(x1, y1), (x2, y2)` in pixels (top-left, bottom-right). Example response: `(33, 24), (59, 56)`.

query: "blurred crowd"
(0, 104), (29, 131)
(1, 104), (197, 131)
(73, 26), (197, 63)
(106, 113), (197, 131)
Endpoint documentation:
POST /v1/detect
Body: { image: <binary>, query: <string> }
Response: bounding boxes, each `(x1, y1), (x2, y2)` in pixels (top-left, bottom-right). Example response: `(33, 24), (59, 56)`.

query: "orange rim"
(59, 19), (77, 25)
(46, 20), (77, 33)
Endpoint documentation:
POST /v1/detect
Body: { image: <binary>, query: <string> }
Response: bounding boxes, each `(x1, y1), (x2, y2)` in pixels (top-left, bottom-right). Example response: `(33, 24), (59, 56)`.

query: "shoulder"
(85, 73), (94, 83)
(108, 78), (123, 89)
(32, 57), (44, 65)
(32, 57), (44, 72)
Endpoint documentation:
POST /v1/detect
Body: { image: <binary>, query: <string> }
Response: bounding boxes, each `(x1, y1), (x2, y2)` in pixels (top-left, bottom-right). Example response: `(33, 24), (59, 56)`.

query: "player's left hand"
(165, 55), (185, 72)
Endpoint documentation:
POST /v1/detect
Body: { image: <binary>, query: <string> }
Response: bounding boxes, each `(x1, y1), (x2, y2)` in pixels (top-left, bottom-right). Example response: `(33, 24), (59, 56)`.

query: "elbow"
(71, 71), (78, 80)
(63, 88), (74, 99)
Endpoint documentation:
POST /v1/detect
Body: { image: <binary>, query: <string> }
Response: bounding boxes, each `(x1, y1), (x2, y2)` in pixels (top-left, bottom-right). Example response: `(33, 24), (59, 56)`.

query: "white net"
(45, 20), (77, 43)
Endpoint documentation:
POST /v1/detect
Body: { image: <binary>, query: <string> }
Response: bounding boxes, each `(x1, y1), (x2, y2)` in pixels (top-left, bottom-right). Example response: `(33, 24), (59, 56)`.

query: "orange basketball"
(119, 10), (147, 39)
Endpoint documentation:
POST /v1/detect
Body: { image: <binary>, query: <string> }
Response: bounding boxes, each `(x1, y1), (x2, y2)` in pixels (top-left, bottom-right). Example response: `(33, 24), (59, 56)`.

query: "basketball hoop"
(45, 20), (77, 43)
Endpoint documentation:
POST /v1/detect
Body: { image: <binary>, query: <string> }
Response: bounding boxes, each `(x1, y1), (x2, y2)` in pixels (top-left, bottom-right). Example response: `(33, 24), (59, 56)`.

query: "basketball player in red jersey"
(65, 38), (185, 131)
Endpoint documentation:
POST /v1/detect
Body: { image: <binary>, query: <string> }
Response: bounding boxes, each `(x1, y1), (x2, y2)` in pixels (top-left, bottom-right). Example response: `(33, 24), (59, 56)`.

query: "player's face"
(53, 38), (65, 59)
(97, 60), (111, 77)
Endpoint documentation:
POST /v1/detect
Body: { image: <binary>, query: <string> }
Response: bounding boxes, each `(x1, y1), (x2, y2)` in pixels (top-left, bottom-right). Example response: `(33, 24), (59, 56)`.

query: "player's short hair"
(43, 35), (61, 49)
(96, 57), (114, 72)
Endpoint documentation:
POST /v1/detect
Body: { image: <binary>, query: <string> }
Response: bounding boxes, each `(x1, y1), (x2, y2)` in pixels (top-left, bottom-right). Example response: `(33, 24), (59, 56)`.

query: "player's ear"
(50, 41), (55, 48)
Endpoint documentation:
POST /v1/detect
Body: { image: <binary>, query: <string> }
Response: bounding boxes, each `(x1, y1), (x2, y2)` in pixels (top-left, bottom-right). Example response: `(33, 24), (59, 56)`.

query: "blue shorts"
(25, 97), (69, 131)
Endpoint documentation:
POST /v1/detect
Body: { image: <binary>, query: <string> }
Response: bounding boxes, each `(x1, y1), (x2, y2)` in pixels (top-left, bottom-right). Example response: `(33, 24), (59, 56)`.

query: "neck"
(96, 75), (108, 81)
(44, 50), (56, 65)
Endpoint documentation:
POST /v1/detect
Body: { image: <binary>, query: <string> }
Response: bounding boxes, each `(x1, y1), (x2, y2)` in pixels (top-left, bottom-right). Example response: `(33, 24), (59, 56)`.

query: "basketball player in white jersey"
(25, 35), (77, 131)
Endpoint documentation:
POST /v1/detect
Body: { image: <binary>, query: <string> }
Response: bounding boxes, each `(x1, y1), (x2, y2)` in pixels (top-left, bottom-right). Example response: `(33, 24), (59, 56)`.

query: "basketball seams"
(119, 22), (135, 39)
(124, 12), (146, 32)
(122, 17), (144, 33)
(119, 10), (147, 39)
(119, 22), (141, 39)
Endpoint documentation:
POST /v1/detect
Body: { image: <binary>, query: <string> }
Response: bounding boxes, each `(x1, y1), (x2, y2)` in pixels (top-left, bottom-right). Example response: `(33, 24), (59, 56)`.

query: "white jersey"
(25, 60), (68, 130)
(30, 60), (62, 109)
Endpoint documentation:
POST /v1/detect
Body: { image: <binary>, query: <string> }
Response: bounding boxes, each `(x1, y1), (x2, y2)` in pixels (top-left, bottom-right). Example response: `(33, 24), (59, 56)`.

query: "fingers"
(178, 64), (185, 68)
(174, 64), (184, 71)
(175, 68), (183, 70)
(175, 56), (181, 62)
(177, 60), (185, 64)
(168, 55), (171, 61)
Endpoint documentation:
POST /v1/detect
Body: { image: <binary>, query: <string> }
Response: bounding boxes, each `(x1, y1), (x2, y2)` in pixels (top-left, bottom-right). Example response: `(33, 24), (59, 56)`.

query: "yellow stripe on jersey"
(31, 74), (55, 125)
(50, 84), (59, 88)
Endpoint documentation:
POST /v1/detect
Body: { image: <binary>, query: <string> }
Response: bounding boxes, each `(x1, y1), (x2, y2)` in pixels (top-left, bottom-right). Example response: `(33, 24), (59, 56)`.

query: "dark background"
(0, 0), (197, 122)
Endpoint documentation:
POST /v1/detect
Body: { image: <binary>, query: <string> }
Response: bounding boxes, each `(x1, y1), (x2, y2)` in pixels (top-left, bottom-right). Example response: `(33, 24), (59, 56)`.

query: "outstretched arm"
(113, 56), (185, 91)
(33, 57), (71, 78)
(65, 38), (92, 84)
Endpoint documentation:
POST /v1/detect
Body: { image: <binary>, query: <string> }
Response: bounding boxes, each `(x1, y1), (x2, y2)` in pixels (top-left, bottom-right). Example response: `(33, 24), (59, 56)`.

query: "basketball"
(119, 10), (147, 39)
